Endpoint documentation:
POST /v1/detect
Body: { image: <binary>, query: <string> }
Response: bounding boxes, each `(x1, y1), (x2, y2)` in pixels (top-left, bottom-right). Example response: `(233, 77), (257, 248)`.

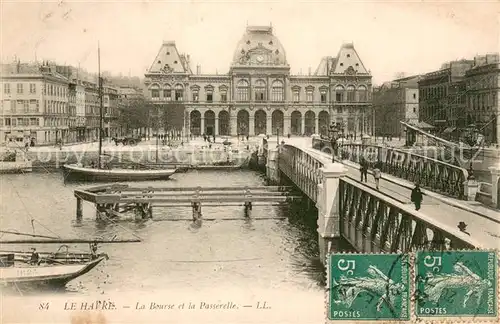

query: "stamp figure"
(415, 251), (498, 319)
(328, 253), (410, 321)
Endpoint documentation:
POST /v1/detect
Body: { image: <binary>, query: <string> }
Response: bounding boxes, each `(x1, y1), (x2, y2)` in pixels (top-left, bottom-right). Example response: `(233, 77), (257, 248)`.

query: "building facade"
(0, 62), (70, 145)
(418, 60), (474, 132)
(144, 25), (372, 138)
(373, 75), (421, 138)
(465, 54), (499, 145)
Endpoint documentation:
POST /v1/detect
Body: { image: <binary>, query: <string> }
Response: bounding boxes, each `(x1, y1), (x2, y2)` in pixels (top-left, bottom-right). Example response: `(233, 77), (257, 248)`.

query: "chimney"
(308, 67), (311, 75)
(196, 65), (201, 75)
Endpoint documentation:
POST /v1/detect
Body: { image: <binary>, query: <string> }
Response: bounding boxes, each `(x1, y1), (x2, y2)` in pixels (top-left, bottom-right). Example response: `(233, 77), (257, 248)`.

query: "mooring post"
(76, 197), (83, 222)
(192, 202), (202, 220)
(244, 187), (252, 214)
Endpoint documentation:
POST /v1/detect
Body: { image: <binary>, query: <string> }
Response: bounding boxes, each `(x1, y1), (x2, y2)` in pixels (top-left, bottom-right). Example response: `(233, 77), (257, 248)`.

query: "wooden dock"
(74, 184), (300, 221)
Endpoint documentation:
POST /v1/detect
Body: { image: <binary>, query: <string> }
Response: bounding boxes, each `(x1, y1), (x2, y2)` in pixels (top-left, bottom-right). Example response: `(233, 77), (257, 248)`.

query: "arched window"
(335, 85), (344, 102)
(150, 83), (160, 99)
(271, 80), (284, 102)
(346, 85), (355, 102)
(237, 80), (249, 101)
(163, 84), (172, 101)
(357, 85), (367, 102)
(254, 79), (266, 102)
(174, 84), (183, 101)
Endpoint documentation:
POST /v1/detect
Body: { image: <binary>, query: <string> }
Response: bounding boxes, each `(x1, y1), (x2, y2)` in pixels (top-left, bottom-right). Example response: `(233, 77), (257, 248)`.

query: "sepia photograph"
(0, 0), (499, 323)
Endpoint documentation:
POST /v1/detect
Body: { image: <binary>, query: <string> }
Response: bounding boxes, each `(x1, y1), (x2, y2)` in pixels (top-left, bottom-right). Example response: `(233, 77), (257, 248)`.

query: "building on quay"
(417, 59), (474, 135)
(0, 62), (70, 146)
(464, 54), (499, 145)
(144, 25), (373, 138)
(372, 75), (421, 138)
(0, 62), (121, 145)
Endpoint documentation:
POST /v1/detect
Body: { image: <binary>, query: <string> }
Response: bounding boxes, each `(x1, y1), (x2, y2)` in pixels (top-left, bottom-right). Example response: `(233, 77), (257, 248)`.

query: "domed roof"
(231, 26), (287, 66)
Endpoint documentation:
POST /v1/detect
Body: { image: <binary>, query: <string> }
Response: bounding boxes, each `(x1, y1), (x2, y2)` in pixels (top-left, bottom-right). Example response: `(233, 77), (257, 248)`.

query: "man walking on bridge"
(359, 157), (368, 182)
(411, 184), (423, 211)
(373, 161), (382, 190)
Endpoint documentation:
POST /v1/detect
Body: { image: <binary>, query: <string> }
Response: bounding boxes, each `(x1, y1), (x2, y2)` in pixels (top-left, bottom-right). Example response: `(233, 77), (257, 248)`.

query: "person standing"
(360, 157), (368, 182)
(411, 184), (423, 211)
(373, 161), (382, 190)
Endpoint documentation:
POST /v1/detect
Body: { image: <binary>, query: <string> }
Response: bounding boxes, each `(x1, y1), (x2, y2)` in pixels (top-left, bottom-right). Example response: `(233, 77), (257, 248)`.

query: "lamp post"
(328, 122), (340, 163)
(276, 127), (280, 147)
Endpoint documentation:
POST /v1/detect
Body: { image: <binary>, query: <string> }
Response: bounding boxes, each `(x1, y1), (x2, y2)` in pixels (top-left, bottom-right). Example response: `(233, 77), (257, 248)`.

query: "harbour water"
(0, 169), (325, 323)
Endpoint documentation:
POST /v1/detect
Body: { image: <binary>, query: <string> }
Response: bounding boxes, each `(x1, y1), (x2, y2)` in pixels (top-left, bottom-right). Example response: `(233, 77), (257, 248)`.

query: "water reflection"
(1, 170), (325, 296)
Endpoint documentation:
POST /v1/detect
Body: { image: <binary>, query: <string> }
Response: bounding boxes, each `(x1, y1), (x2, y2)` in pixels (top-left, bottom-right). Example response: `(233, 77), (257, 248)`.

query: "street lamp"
(328, 122), (341, 163)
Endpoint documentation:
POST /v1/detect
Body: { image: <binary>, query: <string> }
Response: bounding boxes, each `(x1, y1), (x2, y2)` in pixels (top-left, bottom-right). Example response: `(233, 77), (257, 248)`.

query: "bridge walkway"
(285, 140), (500, 250)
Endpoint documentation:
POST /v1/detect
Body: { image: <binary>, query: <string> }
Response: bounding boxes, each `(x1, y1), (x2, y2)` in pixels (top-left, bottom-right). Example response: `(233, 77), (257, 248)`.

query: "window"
(220, 89), (227, 102)
(254, 80), (266, 101)
(163, 85), (172, 101)
(346, 85), (355, 102)
(320, 88), (327, 103)
(4, 83), (10, 94)
(335, 85), (344, 102)
(30, 118), (39, 126)
(150, 84), (160, 99)
(192, 89), (199, 102)
(357, 85), (367, 102)
(17, 83), (23, 94)
(337, 107), (343, 114)
(292, 89), (300, 102)
(413, 107), (416, 113)
(237, 80), (249, 101)
(206, 89), (213, 102)
(306, 87), (313, 102)
(413, 93), (416, 99)
(271, 80), (284, 102)
(5, 118), (11, 126)
(24, 100), (29, 112)
(175, 84), (183, 101)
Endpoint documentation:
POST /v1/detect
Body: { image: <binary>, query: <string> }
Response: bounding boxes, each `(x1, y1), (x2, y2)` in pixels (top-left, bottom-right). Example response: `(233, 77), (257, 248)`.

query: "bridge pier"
(489, 165), (500, 208)
(76, 197), (83, 222)
(192, 202), (202, 221)
(316, 162), (348, 264)
(266, 147), (281, 184)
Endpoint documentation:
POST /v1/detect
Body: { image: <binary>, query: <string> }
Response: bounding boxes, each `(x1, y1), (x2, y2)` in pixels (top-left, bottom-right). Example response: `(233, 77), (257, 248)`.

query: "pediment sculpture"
(161, 64), (174, 74)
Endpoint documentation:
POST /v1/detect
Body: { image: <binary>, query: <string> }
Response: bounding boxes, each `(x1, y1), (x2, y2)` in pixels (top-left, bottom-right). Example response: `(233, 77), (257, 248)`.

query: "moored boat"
(0, 149), (32, 174)
(0, 243), (108, 289)
(61, 44), (176, 182)
(63, 163), (176, 181)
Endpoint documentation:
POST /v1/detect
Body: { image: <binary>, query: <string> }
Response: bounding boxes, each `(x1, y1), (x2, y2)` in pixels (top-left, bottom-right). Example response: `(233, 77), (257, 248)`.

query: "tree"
(158, 102), (186, 132)
(117, 97), (152, 134)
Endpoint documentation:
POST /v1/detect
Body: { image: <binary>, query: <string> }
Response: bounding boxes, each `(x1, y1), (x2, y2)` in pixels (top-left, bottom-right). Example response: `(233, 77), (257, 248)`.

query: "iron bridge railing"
(312, 138), (469, 200)
(279, 144), (478, 252)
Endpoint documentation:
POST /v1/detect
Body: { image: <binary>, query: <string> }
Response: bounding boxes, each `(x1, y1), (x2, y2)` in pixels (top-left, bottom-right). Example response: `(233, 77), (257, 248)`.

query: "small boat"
(0, 243), (108, 289)
(0, 149), (32, 174)
(62, 44), (176, 182)
(63, 163), (176, 182)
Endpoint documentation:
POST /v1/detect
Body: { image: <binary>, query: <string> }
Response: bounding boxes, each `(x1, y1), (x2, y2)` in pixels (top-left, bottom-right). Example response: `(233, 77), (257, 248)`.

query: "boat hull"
(0, 161), (32, 174)
(0, 257), (105, 288)
(63, 164), (176, 182)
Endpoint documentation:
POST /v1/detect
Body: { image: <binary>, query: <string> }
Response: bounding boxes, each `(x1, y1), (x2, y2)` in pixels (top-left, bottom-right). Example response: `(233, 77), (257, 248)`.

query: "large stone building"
(144, 25), (372, 138)
(464, 54), (499, 145)
(418, 60), (474, 132)
(373, 75), (421, 138)
(0, 62), (70, 145)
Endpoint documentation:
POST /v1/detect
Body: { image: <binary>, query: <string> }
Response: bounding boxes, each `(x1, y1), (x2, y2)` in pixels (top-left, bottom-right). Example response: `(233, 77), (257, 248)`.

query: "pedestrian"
(411, 184), (423, 211)
(373, 161), (382, 190)
(360, 157), (368, 182)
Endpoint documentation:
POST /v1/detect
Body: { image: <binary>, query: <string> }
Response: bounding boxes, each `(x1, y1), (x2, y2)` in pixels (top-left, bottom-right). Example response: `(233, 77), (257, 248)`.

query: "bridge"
(262, 136), (499, 262)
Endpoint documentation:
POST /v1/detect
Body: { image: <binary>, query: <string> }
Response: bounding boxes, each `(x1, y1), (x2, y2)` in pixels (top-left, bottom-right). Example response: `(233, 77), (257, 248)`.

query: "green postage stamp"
(415, 250), (498, 319)
(328, 253), (410, 321)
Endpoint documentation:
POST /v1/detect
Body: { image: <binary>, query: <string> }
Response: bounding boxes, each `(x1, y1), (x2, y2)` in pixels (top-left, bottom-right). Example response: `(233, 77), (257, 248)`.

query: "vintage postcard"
(1, 1), (499, 323)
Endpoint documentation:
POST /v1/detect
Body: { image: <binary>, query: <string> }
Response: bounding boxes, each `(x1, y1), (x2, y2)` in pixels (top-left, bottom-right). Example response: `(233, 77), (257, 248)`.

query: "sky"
(1, 0), (499, 85)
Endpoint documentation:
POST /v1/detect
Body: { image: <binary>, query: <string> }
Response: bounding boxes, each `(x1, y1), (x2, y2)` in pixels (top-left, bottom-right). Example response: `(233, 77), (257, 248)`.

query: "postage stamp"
(415, 250), (498, 320)
(327, 253), (410, 321)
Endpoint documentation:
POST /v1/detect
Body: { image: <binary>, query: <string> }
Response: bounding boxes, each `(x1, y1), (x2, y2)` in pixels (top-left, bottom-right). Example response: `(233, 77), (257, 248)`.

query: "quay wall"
(25, 147), (252, 169)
